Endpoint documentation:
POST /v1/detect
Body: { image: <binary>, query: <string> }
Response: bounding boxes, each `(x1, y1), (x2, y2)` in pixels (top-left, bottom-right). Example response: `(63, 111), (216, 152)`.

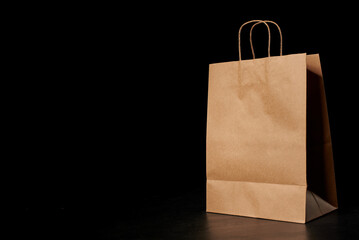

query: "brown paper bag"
(206, 20), (338, 223)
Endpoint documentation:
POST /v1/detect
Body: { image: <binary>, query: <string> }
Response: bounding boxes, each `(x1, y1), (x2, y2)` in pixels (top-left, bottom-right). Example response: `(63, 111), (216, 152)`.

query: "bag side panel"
(306, 54), (338, 208)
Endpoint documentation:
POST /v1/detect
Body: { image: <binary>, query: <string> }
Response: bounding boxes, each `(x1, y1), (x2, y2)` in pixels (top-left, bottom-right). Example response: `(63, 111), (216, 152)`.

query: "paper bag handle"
(249, 20), (283, 59)
(238, 20), (271, 61)
(238, 20), (283, 61)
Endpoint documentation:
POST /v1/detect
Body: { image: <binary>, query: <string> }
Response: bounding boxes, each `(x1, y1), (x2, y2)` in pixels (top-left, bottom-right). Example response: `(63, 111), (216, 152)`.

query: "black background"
(14, 4), (359, 237)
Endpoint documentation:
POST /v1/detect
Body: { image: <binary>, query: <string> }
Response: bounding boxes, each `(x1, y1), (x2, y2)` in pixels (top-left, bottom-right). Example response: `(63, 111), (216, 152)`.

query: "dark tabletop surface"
(90, 190), (359, 240)
(17, 189), (359, 239)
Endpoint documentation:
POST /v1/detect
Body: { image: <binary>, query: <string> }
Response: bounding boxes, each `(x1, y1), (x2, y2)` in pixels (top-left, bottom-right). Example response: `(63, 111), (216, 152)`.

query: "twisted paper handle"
(238, 20), (283, 61)
(250, 20), (283, 59)
(238, 20), (270, 61)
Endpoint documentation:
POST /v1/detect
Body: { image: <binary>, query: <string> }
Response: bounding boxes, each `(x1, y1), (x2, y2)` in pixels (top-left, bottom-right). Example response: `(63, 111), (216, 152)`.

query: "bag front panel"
(207, 54), (307, 186)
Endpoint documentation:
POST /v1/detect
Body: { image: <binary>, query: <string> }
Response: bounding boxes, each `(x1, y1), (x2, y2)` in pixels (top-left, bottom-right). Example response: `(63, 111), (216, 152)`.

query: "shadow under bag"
(206, 20), (338, 223)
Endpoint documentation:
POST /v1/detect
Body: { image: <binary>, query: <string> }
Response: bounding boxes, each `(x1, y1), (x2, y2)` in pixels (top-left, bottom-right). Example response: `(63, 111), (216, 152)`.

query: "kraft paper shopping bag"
(206, 20), (337, 223)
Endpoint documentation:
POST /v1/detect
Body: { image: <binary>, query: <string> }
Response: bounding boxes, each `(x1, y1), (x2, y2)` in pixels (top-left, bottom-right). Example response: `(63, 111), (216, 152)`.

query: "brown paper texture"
(206, 53), (337, 223)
